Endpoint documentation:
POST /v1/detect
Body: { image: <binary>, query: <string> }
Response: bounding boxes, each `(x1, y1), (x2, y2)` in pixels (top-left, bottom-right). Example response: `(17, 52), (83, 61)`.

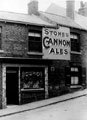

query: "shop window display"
(21, 68), (44, 89)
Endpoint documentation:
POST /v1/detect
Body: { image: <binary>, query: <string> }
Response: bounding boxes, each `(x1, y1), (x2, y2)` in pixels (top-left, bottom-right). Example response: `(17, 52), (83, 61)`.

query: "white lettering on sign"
(42, 27), (70, 60)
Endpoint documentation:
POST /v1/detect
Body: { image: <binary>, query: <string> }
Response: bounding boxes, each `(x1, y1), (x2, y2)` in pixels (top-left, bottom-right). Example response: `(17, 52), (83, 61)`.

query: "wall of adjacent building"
(80, 30), (87, 86)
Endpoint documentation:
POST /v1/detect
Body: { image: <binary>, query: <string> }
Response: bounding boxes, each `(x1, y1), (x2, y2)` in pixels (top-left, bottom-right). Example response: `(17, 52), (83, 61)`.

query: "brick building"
(0, 11), (55, 109)
(0, 0), (86, 109)
(38, 0), (87, 97)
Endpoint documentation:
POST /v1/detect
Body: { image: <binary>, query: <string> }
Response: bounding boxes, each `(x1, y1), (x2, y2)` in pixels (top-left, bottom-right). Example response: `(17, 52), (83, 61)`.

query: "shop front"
(1, 58), (48, 108)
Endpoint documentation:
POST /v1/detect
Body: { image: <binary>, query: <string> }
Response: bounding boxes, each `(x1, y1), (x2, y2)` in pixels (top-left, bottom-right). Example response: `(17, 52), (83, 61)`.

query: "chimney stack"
(66, 0), (75, 19)
(28, 0), (39, 15)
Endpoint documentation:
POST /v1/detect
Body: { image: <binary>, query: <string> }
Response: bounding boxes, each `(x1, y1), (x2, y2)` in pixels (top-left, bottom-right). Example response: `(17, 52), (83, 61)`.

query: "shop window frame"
(20, 67), (45, 90)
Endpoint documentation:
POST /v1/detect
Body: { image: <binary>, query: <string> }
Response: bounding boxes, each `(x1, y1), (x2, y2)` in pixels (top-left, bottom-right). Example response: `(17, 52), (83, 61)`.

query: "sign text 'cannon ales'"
(42, 27), (70, 60)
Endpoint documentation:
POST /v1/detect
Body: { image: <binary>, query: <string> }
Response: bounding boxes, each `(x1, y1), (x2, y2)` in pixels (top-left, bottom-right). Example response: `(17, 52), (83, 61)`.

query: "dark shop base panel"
(21, 91), (45, 104)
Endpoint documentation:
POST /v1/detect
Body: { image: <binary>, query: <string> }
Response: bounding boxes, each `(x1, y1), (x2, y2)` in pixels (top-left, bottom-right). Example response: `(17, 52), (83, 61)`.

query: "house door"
(6, 67), (19, 105)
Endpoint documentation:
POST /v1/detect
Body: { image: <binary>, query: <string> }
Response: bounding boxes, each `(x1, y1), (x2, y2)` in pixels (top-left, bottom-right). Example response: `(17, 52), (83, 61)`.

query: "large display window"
(21, 67), (44, 90)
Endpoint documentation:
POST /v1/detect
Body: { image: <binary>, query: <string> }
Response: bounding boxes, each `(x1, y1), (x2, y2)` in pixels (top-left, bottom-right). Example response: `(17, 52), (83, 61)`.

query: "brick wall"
(48, 60), (70, 97)
(80, 30), (87, 67)
(80, 30), (87, 86)
(0, 22), (28, 57)
(70, 28), (83, 65)
(0, 64), (2, 108)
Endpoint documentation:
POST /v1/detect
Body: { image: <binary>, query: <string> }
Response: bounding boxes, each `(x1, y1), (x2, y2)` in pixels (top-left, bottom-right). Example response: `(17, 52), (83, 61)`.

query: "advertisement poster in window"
(42, 27), (70, 60)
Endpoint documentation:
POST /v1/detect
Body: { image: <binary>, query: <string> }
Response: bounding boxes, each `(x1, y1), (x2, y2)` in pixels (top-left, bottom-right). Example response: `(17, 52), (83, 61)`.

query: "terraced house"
(0, 0), (87, 109)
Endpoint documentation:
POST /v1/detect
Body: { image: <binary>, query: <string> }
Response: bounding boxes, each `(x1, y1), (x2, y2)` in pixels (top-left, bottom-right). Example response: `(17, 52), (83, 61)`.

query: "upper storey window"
(70, 33), (80, 52)
(28, 29), (42, 53)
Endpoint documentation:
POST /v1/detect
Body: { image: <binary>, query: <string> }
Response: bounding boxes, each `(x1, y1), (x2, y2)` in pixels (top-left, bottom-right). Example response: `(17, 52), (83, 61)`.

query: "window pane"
(75, 77), (79, 84)
(75, 68), (78, 72)
(35, 37), (41, 42)
(74, 35), (78, 39)
(70, 34), (78, 39)
(29, 36), (41, 42)
(70, 34), (74, 38)
(71, 33), (80, 52)
(71, 68), (75, 71)
(29, 36), (35, 41)
(34, 33), (41, 37)
(28, 30), (42, 52)
(28, 32), (35, 36)
(71, 39), (80, 52)
(71, 77), (79, 85)
(29, 41), (42, 52)
(71, 77), (74, 84)
(28, 32), (41, 37)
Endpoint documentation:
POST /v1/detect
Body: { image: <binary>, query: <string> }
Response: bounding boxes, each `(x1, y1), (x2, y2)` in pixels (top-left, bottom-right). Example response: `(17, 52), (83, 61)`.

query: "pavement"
(0, 89), (87, 117)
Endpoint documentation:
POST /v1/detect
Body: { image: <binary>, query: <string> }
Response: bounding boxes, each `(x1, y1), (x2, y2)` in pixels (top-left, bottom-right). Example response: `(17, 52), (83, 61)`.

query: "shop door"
(6, 67), (19, 105)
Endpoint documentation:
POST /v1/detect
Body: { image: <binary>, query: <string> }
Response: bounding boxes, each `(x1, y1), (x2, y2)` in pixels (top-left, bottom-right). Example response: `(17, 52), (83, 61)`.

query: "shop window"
(21, 68), (44, 89)
(28, 29), (42, 52)
(70, 33), (80, 52)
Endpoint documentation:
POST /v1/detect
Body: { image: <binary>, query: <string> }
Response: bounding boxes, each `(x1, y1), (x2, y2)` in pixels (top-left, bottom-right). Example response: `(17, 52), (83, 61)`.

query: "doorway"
(6, 67), (19, 105)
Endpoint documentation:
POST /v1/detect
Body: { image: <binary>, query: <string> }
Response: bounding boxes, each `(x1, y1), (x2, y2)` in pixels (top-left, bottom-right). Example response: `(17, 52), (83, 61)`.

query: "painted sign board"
(42, 27), (70, 60)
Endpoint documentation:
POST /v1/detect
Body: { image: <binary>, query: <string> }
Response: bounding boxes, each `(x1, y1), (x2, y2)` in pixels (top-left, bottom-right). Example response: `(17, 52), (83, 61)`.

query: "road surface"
(0, 95), (87, 120)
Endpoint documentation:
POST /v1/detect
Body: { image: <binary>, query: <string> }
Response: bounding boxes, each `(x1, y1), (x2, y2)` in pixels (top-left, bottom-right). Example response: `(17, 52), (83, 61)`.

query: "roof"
(46, 3), (87, 30)
(0, 11), (55, 27)
(46, 3), (66, 17)
(41, 11), (83, 30)
(75, 13), (87, 30)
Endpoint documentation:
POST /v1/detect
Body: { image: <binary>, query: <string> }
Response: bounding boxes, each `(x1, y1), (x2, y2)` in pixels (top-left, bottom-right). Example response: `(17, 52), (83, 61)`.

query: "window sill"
(71, 51), (81, 55)
(70, 85), (82, 88)
(21, 88), (44, 91)
(27, 52), (44, 56)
